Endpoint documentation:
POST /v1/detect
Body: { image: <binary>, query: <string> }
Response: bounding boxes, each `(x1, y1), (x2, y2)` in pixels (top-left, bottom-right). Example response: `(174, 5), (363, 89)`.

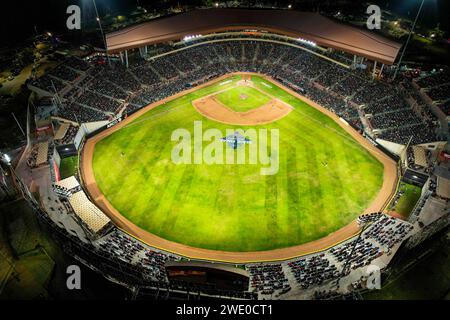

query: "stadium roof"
(106, 9), (402, 65)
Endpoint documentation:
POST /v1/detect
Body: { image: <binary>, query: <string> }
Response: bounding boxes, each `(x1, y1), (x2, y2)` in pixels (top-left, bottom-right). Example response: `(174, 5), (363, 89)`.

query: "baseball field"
(89, 74), (386, 253)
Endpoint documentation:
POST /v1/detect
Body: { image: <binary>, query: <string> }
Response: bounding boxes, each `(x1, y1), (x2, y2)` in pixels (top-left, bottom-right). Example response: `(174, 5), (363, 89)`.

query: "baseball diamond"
(80, 73), (397, 260)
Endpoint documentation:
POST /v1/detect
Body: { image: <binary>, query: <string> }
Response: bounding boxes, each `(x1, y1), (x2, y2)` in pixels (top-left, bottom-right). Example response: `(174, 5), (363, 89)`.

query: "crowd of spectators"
(247, 264), (291, 295)
(53, 123), (78, 146)
(406, 146), (432, 172)
(352, 81), (392, 106)
(436, 102), (450, 116)
(362, 216), (414, 250)
(377, 123), (437, 145)
(129, 59), (161, 86)
(48, 65), (80, 83)
(88, 77), (128, 100)
(26, 144), (40, 168)
(30, 57), (92, 94)
(96, 230), (171, 282)
(357, 212), (383, 226)
(288, 254), (339, 289)
(414, 69), (450, 116)
(100, 64), (142, 92)
(316, 66), (348, 88)
(32, 39), (441, 147)
(246, 213), (415, 296)
(370, 110), (421, 130)
(427, 84), (450, 101)
(26, 141), (53, 168)
(416, 69), (450, 88)
(30, 74), (66, 93)
(363, 94), (410, 115)
(77, 91), (121, 114)
(64, 56), (91, 72)
(329, 237), (381, 272)
(58, 102), (110, 123)
(30, 40), (437, 296)
(333, 70), (368, 97)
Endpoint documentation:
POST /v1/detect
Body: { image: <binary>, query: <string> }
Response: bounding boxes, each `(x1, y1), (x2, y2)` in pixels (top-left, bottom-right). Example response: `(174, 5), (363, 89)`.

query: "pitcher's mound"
(193, 96), (292, 125)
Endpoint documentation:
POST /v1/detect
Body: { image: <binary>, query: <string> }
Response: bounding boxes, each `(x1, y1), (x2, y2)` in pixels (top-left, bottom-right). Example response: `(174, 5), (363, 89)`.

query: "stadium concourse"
(15, 23), (450, 299)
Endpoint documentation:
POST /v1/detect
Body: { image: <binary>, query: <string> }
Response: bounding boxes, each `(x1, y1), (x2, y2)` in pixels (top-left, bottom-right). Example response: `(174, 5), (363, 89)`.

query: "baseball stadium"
(2, 5), (450, 301)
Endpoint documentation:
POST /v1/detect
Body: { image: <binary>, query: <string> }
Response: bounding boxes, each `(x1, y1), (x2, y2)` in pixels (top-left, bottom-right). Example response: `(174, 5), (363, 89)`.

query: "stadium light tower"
(91, 0), (111, 66)
(393, 0), (426, 80)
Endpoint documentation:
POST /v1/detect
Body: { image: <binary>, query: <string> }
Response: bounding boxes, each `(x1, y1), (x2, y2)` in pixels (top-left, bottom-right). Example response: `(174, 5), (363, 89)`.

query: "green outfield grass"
(92, 75), (384, 252)
(392, 183), (422, 218)
(214, 86), (271, 112)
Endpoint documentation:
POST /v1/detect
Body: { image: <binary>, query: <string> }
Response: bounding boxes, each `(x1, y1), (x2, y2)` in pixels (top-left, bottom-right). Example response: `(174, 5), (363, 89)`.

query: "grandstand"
(27, 39), (444, 146)
(68, 190), (113, 237)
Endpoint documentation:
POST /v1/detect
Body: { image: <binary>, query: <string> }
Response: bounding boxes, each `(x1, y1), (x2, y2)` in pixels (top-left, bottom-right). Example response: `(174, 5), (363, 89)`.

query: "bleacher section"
(68, 191), (112, 235)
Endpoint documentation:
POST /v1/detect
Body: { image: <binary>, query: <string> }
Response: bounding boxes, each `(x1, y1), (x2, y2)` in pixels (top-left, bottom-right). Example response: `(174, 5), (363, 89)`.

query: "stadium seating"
(414, 69), (450, 116)
(45, 39), (442, 146)
(246, 213), (414, 297)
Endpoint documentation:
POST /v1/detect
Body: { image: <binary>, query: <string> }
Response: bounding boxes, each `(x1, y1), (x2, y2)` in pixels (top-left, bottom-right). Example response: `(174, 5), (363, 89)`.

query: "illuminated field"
(91, 75), (384, 252)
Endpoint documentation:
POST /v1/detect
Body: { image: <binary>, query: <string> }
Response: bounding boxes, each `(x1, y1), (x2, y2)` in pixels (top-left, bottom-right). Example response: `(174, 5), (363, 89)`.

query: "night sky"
(381, 0), (450, 32)
(0, 0), (138, 46)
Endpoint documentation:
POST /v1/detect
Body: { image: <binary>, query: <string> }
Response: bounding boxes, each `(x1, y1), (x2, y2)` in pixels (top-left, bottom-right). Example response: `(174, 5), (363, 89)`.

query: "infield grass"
(215, 86), (271, 112)
(92, 75), (384, 252)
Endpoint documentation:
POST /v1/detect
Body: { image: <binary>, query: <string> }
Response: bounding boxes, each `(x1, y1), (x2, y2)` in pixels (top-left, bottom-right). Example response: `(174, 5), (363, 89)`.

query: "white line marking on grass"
(219, 80), (233, 86)
(261, 82), (272, 88)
